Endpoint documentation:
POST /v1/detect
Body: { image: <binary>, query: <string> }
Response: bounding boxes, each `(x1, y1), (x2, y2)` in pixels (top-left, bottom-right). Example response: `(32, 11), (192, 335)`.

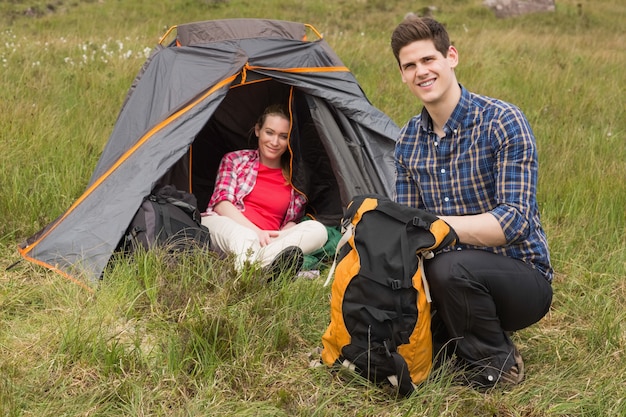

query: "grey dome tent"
(18, 18), (399, 289)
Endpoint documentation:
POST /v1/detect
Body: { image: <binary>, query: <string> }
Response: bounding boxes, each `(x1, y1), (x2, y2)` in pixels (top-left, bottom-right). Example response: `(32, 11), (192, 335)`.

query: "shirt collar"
(419, 84), (470, 136)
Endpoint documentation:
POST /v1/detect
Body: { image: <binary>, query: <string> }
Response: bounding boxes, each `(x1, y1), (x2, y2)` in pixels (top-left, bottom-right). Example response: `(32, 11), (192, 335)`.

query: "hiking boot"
(452, 347), (525, 390)
(500, 346), (525, 386)
(266, 246), (304, 281)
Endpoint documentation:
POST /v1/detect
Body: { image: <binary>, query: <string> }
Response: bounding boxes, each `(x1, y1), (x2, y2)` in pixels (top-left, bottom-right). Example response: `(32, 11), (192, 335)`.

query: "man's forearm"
(438, 212), (506, 247)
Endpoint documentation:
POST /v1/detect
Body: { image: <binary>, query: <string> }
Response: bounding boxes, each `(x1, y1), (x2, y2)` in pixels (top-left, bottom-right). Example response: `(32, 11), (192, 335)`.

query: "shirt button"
(444, 197), (450, 202)
(440, 168), (446, 174)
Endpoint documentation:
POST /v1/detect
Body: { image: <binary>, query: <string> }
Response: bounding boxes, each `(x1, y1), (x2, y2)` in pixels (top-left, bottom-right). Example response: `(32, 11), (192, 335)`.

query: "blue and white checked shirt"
(395, 85), (553, 281)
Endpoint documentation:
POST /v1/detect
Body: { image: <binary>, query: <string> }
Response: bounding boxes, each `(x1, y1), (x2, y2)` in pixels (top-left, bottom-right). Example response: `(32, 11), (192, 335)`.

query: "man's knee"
(425, 251), (463, 287)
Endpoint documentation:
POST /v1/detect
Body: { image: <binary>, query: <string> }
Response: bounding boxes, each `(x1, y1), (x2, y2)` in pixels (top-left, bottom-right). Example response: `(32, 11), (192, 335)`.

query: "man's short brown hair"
(390, 16), (451, 64)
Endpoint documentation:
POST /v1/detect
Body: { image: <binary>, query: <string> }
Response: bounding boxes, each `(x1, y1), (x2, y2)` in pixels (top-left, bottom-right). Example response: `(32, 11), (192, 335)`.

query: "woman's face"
(255, 114), (290, 168)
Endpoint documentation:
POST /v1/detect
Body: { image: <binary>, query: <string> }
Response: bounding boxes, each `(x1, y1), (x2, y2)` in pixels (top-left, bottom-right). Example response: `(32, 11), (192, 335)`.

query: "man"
(390, 16), (553, 388)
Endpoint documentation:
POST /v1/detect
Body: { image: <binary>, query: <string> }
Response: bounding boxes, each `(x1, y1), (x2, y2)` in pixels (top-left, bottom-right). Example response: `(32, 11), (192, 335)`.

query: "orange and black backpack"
(320, 194), (457, 396)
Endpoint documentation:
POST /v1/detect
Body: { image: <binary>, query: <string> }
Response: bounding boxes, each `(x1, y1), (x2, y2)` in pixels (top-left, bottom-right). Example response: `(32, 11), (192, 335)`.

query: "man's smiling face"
(398, 39), (459, 107)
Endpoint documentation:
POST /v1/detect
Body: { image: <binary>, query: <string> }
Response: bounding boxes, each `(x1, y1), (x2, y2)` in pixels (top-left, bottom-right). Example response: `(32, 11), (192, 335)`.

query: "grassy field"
(1, 0), (625, 415)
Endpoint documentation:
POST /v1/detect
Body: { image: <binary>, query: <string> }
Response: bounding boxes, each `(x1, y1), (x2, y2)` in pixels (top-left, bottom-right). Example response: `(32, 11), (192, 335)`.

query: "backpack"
(121, 185), (211, 254)
(320, 194), (457, 396)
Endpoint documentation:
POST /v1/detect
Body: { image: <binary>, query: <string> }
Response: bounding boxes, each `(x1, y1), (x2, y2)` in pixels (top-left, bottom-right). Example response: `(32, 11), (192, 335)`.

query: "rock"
(483, 0), (556, 18)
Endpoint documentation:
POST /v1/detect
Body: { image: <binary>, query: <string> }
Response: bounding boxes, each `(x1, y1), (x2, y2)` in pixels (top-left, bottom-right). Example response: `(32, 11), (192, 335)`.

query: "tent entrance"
(17, 18), (399, 285)
(162, 77), (345, 224)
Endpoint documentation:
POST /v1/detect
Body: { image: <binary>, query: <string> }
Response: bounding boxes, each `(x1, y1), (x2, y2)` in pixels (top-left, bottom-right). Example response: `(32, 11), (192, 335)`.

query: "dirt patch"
(2, 0), (99, 24)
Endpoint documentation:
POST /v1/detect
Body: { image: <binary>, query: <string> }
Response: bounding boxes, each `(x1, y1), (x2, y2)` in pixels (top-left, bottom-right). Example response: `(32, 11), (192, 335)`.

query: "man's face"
(398, 39), (458, 106)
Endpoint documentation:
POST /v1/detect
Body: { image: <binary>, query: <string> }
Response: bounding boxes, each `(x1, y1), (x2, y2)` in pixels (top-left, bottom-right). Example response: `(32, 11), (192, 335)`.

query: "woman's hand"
(214, 200), (283, 246)
(256, 229), (280, 246)
(258, 221), (295, 246)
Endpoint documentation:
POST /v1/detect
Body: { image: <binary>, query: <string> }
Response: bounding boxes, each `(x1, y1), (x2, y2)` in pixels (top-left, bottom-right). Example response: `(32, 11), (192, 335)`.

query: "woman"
(201, 104), (328, 277)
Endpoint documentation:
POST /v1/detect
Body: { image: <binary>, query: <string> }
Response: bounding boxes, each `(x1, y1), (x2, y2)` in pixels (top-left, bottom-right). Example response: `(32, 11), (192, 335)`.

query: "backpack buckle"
(383, 339), (398, 357)
(412, 217), (429, 229)
(388, 279), (402, 290)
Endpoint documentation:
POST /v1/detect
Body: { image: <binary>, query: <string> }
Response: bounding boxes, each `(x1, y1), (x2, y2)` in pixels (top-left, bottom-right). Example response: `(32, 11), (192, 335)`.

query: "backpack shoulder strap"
(323, 222), (353, 287)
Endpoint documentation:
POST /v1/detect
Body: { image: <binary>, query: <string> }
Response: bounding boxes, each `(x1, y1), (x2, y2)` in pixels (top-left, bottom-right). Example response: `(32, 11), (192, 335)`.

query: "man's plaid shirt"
(395, 85), (553, 281)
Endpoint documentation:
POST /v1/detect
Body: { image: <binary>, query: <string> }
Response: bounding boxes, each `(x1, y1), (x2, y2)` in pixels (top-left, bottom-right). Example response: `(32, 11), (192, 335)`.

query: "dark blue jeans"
(425, 249), (553, 382)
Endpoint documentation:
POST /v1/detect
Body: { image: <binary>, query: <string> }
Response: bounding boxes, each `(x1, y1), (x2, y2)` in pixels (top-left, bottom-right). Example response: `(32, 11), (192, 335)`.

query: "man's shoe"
(452, 347), (525, 390)
(500, 346), (525, 386)
(266, 246), (304, 281)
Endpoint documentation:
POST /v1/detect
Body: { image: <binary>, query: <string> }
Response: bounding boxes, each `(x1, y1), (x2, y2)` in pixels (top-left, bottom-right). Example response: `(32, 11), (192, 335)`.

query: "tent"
(18, 18), (399, 288)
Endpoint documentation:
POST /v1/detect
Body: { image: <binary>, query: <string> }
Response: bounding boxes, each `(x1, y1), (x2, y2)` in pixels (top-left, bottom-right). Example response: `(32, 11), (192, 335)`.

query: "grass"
(1, 0), (625, 415)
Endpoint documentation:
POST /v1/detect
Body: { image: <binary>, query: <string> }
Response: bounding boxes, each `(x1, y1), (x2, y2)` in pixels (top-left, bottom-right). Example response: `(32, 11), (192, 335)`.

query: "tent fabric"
(18, 18), (399, 287)
(176, 18), (308, 44)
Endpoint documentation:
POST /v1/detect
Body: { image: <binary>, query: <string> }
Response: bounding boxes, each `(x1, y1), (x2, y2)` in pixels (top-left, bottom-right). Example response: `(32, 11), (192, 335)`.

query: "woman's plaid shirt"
(395, 86), (553, 281)
(205, 149), (306, 228)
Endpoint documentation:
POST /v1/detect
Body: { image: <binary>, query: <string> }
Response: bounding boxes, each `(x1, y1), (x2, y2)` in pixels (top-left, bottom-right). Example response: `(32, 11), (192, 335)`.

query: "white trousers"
(201, 215), (328, 270)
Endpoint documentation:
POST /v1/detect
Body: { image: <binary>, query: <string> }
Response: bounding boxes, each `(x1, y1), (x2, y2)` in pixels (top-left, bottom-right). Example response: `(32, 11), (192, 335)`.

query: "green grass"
(1, 0), (625, 415)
